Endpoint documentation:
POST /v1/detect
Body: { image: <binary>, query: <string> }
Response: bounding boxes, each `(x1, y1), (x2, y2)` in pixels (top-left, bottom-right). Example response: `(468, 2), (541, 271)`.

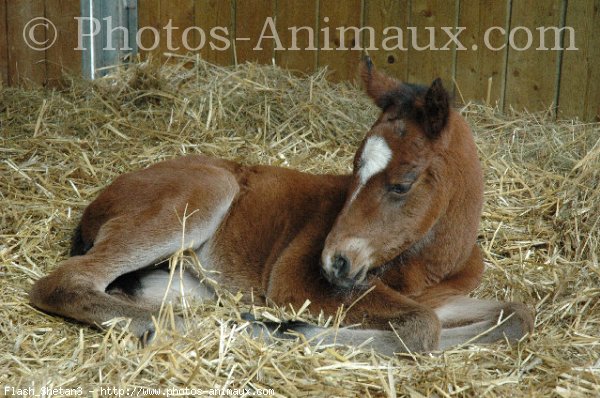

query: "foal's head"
(322, 59), (457, 289)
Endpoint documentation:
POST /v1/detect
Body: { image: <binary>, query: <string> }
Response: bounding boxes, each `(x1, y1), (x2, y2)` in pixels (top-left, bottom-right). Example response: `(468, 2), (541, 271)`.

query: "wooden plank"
(364, 0), (409, 82)
(234, 0), (275, 64)
(558, 0), (600, 121)
(504, 0), (562, 113)
(275, 0), (318, 74)
(407, 0), (458, 92)
(455, 0), (509, 107)
(45, 0), (81, 86)
(0, 0), (8, 86)
(159, 0), (195, 57)
(318, 0), (362, 81)
(137, 0), (162, 59)
(195, 0), (233, 65)
(6, 0), (46, 85)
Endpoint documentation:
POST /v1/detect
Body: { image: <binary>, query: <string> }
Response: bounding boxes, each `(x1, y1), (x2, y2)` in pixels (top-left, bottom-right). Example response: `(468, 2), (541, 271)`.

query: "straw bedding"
(1, 57), (598, 397)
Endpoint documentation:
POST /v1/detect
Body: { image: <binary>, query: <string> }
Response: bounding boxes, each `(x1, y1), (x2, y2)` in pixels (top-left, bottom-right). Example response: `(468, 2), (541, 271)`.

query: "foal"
(30, 60), (534, 355)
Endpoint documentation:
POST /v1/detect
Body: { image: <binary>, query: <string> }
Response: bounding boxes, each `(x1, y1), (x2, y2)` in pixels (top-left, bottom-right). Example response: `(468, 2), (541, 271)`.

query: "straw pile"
(1, 56), (598, 397)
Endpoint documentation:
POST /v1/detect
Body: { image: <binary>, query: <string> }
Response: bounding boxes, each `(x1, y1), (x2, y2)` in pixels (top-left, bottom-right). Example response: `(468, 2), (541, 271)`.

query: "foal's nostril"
(331, 254), (350, 277)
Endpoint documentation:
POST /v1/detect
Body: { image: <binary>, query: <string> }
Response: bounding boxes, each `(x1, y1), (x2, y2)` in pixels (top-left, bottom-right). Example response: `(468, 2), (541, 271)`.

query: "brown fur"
(30, 60), (534, 353)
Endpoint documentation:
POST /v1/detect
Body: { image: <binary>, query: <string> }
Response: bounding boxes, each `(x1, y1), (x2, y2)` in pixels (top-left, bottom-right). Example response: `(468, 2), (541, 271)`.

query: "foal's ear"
(359, 56), (401, 108)
(423, 78), (450, 138)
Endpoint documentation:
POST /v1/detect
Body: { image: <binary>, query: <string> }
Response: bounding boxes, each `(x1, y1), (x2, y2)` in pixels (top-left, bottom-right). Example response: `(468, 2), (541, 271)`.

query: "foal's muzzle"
(322, 253), (368, 289)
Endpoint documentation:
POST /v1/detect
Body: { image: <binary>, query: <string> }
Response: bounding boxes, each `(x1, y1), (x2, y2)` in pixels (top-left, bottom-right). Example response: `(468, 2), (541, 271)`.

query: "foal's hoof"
(503, 302), (535, 339)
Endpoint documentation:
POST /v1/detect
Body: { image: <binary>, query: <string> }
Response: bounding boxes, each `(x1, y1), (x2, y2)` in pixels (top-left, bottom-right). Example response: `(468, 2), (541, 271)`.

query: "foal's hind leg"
(413, 247), (534, 349)
(30, 166), (238, 339)
(434, 296), (534, 350)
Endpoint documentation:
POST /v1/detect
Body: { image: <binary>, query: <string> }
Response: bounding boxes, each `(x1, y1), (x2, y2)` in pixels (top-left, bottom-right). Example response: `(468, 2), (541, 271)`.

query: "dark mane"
(375, 82), (429, 114)
(377, 81), (451, 137)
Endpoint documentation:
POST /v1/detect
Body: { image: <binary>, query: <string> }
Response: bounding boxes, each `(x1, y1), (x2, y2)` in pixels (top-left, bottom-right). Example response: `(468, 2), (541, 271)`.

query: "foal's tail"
(70, 223), (93, 256)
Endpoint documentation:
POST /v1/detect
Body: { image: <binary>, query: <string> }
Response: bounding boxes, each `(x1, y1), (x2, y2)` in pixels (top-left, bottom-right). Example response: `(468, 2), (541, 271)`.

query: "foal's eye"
(388, 182), (412, 196)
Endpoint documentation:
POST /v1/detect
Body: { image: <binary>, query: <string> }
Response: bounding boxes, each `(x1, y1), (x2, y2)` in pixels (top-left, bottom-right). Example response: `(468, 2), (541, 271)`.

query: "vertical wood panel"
(504, 0), (562, 113)
(318, 0), (362, 81)
(364, 0), (409, 82)
(7, 1), (46, 85)
(455, 0), (509, 106)
(195, 0), (233, 65)
(159, 0), (194, 56)
(138, 0), (162, 58)
(558, 0), (600, 121)
(45, 0), (81, 86)
(0, 0), (8, 86)
(275, 0), (317, 74)
(235, 0), (275, 64)
(407, 0), (457, 91)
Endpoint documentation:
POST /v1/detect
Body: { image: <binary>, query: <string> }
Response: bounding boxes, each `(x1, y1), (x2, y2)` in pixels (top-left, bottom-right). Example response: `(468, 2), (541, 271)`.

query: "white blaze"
(349, 136), (392, 203)
(359, 136), (393, 184)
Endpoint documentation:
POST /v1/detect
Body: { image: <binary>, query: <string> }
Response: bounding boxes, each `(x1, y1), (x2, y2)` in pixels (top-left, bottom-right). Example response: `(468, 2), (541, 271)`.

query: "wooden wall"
(1, 0), (599, 121)
(0, 0), (80, 87)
